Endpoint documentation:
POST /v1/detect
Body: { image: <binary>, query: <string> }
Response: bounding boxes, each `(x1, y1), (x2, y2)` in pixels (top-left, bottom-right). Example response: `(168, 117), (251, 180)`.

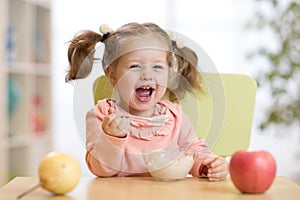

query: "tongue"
(136, 88), (152, 102)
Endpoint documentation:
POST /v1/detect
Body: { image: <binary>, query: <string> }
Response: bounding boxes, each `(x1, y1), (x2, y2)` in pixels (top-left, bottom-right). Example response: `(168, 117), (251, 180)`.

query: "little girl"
(66, 22), (228, 181)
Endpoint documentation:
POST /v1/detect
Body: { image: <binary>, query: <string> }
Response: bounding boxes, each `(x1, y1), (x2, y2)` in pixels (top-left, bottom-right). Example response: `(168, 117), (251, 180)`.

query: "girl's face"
(108, 49), (169, 116)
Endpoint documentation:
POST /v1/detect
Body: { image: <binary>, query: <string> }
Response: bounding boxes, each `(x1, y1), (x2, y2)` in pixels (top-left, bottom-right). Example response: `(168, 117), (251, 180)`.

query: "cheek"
(115, 73), (137, 97)
(116, 83), (134, 104)
(114, 71), (134, 86)
(156, 72), (169, 88)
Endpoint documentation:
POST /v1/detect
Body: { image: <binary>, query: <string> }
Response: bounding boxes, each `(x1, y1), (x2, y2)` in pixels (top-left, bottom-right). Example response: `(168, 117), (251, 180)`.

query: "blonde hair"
(65, 22), (203, 100)
(66, 22), (172, 81)
(167, 43), (204, 101)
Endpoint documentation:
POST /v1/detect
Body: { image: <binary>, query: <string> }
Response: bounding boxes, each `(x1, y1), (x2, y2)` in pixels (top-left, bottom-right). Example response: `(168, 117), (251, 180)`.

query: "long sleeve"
(177, 112), (213, 177)
(85, 102), (128, 177)
(85, 99), (213, 178)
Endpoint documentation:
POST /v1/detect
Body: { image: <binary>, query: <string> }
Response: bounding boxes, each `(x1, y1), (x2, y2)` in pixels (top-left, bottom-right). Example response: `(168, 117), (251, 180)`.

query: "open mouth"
(135, 86), (155, 102)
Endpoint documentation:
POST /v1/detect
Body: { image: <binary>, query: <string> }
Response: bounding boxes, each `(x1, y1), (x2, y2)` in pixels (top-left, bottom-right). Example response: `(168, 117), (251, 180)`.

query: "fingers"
(102, 114), (130, 138)
(207, 170), (228, 181)
(115, 116), (130, 133)
(202, 156), (229, 181)
(202, 156), (217, 166)
(102, 113), (118, 132)
(108, 107), (115, 114)
(207, 161), (228, 181)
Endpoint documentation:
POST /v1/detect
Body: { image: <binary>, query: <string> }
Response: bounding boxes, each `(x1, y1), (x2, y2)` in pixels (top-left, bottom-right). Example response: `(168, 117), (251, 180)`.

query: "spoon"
(122, 114), (170, 123)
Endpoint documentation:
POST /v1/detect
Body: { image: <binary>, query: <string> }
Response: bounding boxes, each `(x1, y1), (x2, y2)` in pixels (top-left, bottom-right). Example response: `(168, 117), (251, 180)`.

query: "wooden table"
(0, 176), (299, 200)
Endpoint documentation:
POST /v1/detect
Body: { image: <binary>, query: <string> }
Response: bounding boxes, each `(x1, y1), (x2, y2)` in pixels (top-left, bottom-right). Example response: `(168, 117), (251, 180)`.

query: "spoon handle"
(125, 114), (170, 123)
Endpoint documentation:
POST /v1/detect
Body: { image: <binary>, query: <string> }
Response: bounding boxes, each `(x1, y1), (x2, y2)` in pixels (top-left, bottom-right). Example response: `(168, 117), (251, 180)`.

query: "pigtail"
(65, 30), (102, 82)
(177, 46), (203, 93)
(168, 43), (204, 101)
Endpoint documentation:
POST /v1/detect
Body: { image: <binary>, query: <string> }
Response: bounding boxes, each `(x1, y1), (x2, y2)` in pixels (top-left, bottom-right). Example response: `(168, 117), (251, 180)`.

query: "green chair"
(93, 73), (257, 157)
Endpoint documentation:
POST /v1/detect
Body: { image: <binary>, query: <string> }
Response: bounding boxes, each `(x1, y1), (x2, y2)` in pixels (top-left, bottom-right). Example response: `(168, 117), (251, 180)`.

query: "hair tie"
(169, 33), (184, 49)
(171, 40), (184, 49)
(100, 33), (109, 42)
(171, 40), (177, 49)
(99, 24), (113, 42)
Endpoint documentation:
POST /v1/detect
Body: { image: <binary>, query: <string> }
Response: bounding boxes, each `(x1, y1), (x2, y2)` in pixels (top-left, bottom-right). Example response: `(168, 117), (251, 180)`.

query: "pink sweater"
(85, 99), (212, 177)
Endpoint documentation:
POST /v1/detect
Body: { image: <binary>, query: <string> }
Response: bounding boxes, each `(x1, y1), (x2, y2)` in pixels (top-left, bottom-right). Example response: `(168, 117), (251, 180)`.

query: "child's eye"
(153, 65), (164, 69)
(129, 64), (141, 69)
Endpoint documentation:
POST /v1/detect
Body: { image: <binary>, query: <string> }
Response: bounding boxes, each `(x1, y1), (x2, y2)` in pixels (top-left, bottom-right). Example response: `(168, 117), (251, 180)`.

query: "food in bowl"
(142, 148), (195, 181)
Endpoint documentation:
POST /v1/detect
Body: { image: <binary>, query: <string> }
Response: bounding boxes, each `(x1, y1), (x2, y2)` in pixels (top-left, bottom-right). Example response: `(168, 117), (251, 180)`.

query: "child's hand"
(202, 155), (228, 181)
(102, 112), (130, 138)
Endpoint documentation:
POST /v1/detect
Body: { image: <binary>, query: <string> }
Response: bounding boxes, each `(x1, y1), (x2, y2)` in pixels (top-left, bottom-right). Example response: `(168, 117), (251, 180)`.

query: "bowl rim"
(142, 148), (196, 172)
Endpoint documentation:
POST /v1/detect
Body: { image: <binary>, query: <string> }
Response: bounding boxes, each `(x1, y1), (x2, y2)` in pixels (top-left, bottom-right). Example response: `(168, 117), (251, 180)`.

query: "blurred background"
(0, 0), (299, 185)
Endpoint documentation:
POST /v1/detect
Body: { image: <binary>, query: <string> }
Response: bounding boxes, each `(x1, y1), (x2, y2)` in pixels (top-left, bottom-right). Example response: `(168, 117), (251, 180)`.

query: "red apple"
(229, 150), (276, 194)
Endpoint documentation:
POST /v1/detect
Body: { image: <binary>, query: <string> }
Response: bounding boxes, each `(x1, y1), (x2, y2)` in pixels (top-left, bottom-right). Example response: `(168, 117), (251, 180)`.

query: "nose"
(139, 65), (153, 81)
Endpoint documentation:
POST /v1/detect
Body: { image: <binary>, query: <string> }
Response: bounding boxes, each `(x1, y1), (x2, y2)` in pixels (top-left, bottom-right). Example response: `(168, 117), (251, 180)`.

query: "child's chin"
(131, 99), (155, 110)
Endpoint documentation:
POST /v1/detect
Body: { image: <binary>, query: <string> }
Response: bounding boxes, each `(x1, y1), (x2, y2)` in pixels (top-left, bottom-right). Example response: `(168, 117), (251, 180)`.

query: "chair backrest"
(93, 73), (257, 156)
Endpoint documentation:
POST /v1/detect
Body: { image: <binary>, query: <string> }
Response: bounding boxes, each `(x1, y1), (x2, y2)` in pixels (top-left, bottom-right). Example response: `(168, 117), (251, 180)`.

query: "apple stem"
(17, 183), (41, 199)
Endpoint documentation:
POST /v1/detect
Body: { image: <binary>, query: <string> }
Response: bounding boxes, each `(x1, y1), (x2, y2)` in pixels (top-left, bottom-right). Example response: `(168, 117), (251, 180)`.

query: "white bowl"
(143, 148), (195, 181)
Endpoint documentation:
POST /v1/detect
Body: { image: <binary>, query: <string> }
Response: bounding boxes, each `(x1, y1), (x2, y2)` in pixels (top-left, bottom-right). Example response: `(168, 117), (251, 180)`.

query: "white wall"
(52, 0), (300, 182)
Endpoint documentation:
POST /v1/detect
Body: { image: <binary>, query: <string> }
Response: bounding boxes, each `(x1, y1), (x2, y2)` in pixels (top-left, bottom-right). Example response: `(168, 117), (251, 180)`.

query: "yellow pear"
(38, 151), (81, 195)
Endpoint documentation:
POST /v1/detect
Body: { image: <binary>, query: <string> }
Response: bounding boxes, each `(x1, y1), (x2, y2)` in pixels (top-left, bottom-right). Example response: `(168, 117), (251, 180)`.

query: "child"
(66, 22), (228, 181)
